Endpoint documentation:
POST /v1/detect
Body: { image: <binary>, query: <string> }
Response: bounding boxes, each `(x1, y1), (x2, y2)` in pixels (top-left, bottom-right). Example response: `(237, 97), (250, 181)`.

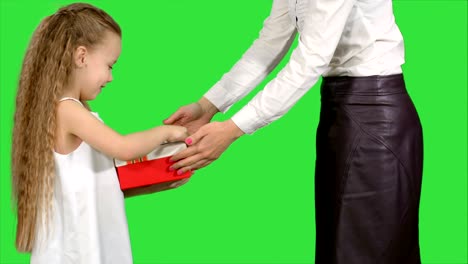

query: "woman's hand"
(169, 119), (245, 174)
(163, 97), (218, 135)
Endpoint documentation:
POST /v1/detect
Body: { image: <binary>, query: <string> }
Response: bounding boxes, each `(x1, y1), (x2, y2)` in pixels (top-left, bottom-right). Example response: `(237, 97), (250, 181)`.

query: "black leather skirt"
(315, 74), (423, 264)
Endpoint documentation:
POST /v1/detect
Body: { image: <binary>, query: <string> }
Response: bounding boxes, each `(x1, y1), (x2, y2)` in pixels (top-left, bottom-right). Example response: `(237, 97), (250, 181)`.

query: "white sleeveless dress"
(31, 98), (133, 264)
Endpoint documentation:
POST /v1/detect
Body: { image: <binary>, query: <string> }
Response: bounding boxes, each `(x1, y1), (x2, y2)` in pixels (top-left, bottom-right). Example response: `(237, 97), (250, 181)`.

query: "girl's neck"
(60, 87), (80, 100)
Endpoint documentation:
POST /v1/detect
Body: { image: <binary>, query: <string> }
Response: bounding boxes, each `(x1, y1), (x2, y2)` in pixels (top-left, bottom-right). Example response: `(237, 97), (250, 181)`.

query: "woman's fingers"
(164, 103), (204, 126)
(170, 126), (207, 161)
(190, 159), (212, 171)
(170, 146), (198, 163)
(172, 158), (211, 175)
(184, 124), (206, 146)
(169, 178), (190, 188)
(169, 121), (242, 173)
(163, 108), (184, 125)
(171, 153), (206, 172)
(164, 105), (194, 126)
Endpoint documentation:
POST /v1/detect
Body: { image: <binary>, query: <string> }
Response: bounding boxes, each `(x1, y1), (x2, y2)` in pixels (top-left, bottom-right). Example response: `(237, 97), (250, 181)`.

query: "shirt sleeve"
(204, 0), (297, 113)
(231, 0), (356, 134)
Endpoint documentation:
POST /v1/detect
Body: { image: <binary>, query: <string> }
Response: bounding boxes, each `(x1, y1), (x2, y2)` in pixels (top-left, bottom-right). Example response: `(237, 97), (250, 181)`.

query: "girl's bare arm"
(57, 100), (187, 160)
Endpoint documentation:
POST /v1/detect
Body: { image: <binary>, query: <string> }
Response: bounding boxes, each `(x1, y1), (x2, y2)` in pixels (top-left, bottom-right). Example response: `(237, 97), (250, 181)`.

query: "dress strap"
(58, 97), (84, 107)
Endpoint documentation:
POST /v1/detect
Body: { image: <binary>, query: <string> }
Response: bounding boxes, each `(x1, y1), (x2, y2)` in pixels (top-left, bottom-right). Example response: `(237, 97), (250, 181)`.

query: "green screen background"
(1, 1), (466, 263)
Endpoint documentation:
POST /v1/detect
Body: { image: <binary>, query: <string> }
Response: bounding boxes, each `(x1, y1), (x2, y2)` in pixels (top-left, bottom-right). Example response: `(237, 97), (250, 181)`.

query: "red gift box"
(114, 142), (192, 190)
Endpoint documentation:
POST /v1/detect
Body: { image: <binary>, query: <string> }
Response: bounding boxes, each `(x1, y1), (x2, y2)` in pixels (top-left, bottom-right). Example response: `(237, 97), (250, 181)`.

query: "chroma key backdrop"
(1, 1), (466, 263)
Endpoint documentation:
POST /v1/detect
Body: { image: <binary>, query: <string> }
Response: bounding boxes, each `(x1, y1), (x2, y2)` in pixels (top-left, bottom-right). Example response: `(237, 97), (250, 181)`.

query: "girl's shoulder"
(55, 98), (103, 154)
(57, 98), (87, 122)
(56, 98), (99, 119)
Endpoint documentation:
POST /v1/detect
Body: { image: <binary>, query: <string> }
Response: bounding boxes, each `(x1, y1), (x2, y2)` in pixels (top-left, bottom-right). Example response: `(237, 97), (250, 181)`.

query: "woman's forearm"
(198, 96), (219, 119)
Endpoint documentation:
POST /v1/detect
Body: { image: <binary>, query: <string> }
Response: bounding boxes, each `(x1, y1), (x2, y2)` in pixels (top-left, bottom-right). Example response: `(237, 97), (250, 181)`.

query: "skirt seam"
(340, 104), (418, 203)
(337, 132), (363, 204)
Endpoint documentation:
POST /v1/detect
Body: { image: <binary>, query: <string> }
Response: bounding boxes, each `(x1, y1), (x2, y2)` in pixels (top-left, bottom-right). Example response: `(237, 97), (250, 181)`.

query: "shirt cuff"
(231, 103), (268, 135)
(204, 81), (236, 113)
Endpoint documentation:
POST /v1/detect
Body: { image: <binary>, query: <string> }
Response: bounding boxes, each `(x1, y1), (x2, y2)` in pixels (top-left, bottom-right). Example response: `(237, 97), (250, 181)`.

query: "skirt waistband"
(321, 74), (406, 96)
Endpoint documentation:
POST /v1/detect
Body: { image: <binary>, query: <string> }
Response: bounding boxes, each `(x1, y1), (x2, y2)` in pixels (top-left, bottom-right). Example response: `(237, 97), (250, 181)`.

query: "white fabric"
(204, 0), (404, 134)
(57, 97), (84, 106)
(31, 103), (132, 264)
(114, 142), (187, 167)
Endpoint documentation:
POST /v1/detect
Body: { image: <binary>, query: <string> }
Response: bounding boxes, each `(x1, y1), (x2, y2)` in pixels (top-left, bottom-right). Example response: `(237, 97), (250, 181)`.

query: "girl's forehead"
(95, 32), (121, 56)
(102, 32), (121, 47)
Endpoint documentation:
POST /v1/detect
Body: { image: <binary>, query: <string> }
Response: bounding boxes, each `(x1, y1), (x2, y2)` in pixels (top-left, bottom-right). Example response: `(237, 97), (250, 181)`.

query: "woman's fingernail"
(169, 167), (174, 172)
(185, 138), (192, 145)
(177, 170), (183, 175)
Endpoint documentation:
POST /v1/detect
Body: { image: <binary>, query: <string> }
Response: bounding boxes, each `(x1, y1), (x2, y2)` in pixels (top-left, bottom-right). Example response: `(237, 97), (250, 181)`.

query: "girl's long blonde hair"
(12, 3), (121, 252)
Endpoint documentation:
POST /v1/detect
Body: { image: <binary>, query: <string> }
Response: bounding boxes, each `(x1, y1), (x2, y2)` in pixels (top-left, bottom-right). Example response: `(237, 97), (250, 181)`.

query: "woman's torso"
(289, 0), (404, 76)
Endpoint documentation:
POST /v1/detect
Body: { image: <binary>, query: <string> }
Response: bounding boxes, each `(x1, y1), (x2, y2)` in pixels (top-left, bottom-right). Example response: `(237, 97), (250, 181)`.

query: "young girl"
(12, 3), (188, 263)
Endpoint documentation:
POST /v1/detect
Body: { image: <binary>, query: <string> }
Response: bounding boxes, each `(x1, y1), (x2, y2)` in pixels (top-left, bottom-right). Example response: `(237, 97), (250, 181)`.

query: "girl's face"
(74, 31), (121, 101)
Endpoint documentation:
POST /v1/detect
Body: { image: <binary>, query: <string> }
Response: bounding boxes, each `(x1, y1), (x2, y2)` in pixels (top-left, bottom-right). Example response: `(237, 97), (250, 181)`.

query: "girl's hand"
(164, 97), (218, 135)
(169, 120), (244, 174)
(166, 125), (189, 143)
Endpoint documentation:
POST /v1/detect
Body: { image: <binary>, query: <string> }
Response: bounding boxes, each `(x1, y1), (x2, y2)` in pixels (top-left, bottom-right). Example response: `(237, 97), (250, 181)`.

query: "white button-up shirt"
(204, 0), (405, 134)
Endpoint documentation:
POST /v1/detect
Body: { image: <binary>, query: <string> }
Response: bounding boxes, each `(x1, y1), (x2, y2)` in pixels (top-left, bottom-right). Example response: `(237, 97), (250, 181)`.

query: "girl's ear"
(74, 46), (88, 68)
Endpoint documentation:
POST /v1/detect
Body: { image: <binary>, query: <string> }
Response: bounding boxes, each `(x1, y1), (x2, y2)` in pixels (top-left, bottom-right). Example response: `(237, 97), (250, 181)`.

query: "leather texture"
(314, 74), (423, 264)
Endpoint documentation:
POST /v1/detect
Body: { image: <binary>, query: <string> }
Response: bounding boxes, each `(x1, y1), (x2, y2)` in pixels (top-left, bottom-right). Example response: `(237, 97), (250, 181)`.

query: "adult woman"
(165, 0), (423, 263)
